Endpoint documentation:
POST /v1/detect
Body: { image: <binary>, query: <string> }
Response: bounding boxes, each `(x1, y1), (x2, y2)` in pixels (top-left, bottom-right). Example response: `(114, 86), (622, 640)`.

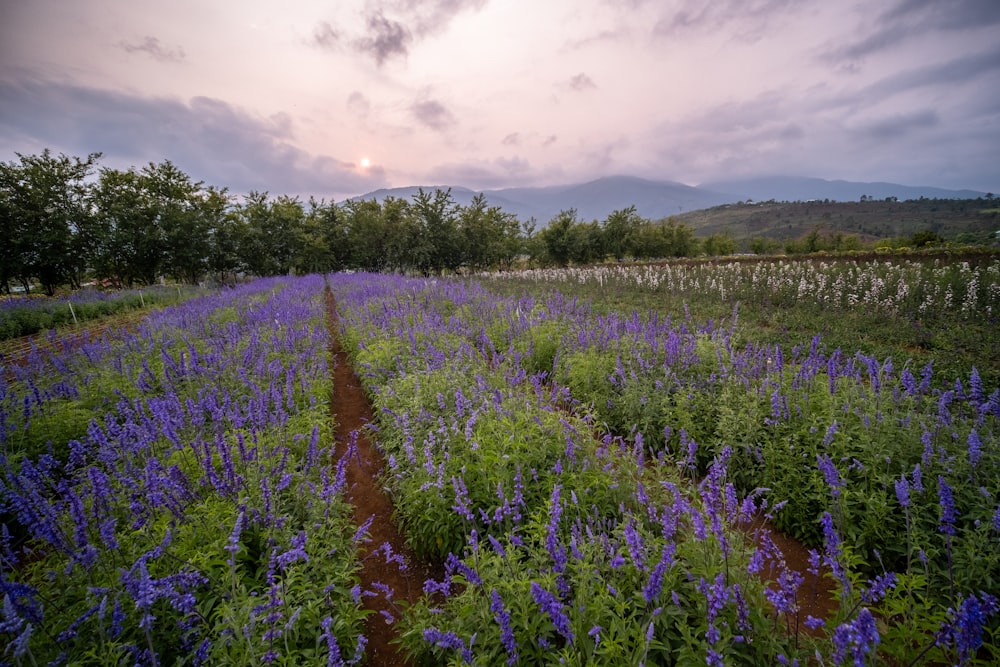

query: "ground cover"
(3, 264), (996, 665)
(1, 276), (366, 665)
(0, 285), (204, 343)
(478, 255), (1000, 387)
(328, 270), (998, 665)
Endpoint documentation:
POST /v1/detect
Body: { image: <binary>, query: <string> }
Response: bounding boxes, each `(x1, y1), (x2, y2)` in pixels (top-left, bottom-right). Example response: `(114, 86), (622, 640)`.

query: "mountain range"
(351, 175), (988, 225)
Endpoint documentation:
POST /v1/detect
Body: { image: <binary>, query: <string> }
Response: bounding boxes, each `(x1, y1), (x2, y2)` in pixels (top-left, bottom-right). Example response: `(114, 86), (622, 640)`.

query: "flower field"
(2, 258), (998, 665)
(329, 263), (998, 665)
(2, 276), (366, 665)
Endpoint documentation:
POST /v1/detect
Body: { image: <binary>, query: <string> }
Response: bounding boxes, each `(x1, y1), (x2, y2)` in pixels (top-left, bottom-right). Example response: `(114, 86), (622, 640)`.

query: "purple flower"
(938, 476), (957, 536)
(530, 582), (574, 643)
(546, 485), (567, 573)
(969, 367), (985, 404)
(423, 627), (468, 654)
(938, 390), (954, 426)
(804, 615), (826, 630)
(939, 592), (999, 664)
(446, 553), (483, 587)
(451, 475), (475, 522)
(624, 518), (646, 571)
(352, 515), (374, 544)
(320, 617), (344, 667)
(861, 572), (897, 604)
(642, 543), (676, 605)
(817, 454), (843, 498)
(681, 429), (698, 472)
(894, 475), (910, 509)
(765, 567), (803, 617)
(823, 421), (838, 447)
(490, 589), (519, 664)
(912, 463), (924, 493)
(831, 607), (879, 666)
(967, 429), (982, 468)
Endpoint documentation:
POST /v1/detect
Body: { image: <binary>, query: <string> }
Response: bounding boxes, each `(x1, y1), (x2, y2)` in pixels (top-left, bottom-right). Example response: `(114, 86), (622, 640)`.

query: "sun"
(360, 157), (371, 168)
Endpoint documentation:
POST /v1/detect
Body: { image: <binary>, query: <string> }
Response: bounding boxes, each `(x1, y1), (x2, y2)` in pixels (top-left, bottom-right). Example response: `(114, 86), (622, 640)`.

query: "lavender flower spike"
(530, 582), (575, 644)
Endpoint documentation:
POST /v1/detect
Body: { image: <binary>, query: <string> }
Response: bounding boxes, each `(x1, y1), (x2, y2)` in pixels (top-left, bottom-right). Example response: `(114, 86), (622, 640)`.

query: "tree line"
(1, 150), (713, 295)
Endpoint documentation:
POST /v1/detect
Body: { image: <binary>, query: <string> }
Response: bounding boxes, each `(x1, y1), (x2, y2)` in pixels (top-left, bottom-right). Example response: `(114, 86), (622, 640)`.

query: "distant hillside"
(674, 198), (1000, 245)
(351, 176), (734, 224)
(699, 176), (987, 203)
(351, 175), (989, 227)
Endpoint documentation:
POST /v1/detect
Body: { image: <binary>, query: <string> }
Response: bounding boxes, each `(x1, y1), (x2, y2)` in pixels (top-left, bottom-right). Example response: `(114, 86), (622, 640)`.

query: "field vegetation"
(1, 259), (997, 664)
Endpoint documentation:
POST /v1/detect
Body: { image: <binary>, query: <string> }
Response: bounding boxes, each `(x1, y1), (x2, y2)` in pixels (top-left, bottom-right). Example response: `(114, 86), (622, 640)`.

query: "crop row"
(0, 285), (203, 342)
(1, 276), (365, 665)
(481, 257), (1000, 321)
(329, 273), (998, 665)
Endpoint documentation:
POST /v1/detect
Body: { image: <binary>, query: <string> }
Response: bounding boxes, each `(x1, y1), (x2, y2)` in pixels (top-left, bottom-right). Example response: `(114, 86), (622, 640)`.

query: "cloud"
(502, 132), (520, 146)
(854, 109), (939, 140)
(426, 154), (550, 189)
(355, 11), (412, 65)
(118, 36), (185, 63)
(0, 77), (387, 198)
(346, 91), (371, 117)
(653, 0), (802, 41)
(410, 97), (456, 130)
(311, 21), (341, 50)
(381, 0), (488, 37)
(641, 78), (1000, 191)
(820, 0), (1000, 64)
(314, 0), (486, 65)
(844, 46), (1000, 104)
(568, 73), (596, 91)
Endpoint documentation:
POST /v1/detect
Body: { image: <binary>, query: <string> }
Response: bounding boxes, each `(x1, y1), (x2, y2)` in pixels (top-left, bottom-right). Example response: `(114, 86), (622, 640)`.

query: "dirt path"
(326, 291), (438, 667)
(747, 516), (839, 635)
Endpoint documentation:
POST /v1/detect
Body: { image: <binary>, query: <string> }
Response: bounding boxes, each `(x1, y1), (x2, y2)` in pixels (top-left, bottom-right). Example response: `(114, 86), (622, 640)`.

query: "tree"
(411, 188), (460, 274)
(236, 193), (305, 276)
(540, 209), (579, 266)
(702, 233), (737, 257)
(603, 206), (643, 261)
(382, 197), (424, 273)
(457, 193), (522, 272)
(146, 161), (207, 285)
(911, 229), (944, 248)
(632, 218), (699, 258)
(299, 198), (345, 273)
(568, 219), (604, 265)
(749, 236), (781, 255)
(0, 150), (101, 294)
(342, 198), (390, 272)
(0, 160), (26, 293)
(201, 187), (242, 286)
(91, 166), (163, 287)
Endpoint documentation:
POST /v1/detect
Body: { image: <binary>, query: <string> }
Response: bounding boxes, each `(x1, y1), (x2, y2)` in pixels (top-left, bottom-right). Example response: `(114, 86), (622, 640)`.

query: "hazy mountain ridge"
(351, 175), (988, 224)
(700, 176), (987, 204)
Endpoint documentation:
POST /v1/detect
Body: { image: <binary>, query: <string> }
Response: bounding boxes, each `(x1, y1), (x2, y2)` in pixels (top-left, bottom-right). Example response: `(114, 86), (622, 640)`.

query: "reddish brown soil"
(747, 516), (839, 636)
(326, 292), (438, 667)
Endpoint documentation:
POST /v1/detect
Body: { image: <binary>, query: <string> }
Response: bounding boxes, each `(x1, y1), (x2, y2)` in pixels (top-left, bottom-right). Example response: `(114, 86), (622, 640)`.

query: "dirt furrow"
(326, 291), (437, 666)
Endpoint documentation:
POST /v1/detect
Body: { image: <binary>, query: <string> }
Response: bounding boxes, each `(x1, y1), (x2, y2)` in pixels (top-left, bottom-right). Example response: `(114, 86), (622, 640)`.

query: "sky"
(1, 0), (999, 200)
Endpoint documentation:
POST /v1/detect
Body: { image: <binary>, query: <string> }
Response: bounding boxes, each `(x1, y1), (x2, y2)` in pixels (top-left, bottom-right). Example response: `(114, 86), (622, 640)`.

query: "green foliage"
(701, 232), (737, 256)
(2, 280), (366, 664)
(511, 320), (565, 376)
(399, 462), (794, 667)
(1, 149), (101, 294)
(0, 285), (201, 341)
